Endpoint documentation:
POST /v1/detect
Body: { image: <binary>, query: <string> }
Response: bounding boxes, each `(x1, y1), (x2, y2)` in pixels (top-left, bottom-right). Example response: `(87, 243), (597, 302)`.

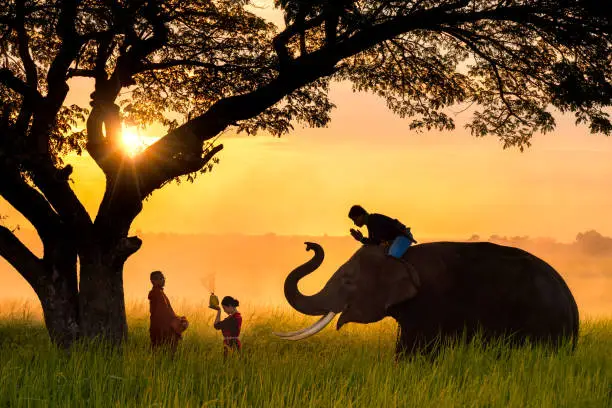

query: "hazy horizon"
(2, 228), (611, 319)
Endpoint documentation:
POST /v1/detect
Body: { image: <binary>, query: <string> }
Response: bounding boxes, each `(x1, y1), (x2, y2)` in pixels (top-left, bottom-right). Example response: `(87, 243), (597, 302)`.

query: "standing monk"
(148, 271), (188, 354)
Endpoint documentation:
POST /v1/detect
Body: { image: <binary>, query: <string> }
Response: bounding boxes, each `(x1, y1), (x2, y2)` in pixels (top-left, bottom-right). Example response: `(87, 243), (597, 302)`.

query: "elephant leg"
(395, 325), (444, 361)
(395, 325), (423, 360)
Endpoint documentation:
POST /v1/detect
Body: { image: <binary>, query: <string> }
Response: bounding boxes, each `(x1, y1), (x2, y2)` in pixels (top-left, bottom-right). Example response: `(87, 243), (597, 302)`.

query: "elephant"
(274, 242), (579, 358)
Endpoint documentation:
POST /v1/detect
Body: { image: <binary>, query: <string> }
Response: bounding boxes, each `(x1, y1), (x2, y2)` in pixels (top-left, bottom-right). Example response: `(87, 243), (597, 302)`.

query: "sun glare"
(121, 126), (145, 157)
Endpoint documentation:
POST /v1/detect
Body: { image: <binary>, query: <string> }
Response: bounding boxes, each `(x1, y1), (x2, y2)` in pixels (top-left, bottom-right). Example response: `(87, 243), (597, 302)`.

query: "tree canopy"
(0, 0), (610, 347)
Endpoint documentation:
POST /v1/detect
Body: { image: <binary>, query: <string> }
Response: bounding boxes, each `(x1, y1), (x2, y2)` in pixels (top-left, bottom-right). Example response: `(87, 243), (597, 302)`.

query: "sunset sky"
(1, 3), (611, 243)
(1, 2), (611, 319)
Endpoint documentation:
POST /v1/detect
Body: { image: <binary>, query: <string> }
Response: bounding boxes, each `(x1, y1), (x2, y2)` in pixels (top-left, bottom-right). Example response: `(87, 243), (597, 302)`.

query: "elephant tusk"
(273, 311), (337, 341)
(273, 313), (335, 337)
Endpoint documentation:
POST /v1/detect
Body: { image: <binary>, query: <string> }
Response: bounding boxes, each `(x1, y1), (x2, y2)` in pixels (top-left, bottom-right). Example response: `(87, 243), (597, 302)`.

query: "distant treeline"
(466, 230), (612, 257)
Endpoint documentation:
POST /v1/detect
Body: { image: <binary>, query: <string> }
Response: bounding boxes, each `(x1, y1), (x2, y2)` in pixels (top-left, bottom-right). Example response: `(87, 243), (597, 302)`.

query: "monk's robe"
(148, 286), (181, 351)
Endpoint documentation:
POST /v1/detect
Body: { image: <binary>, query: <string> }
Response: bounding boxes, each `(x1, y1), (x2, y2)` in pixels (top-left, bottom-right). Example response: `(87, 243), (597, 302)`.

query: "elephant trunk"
(283, 242), (333, 316)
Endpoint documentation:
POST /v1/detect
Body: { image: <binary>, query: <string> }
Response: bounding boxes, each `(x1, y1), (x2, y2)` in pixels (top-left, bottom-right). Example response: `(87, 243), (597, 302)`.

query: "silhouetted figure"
(148, 271), (188, 354)
(348, 205), (417, 258)
(212, 296), (242, 359)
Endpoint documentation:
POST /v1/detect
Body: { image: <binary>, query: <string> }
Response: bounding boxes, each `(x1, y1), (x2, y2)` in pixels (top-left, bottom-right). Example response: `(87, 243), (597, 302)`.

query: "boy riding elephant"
(348, 205), (417, 259)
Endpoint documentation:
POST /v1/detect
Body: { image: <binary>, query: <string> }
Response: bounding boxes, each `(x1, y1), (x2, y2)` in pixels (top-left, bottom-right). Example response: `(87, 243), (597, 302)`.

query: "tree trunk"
(37, 276), (80, 349)
(0, 225), (81, 349)
(34, 240), (135, 348)
(38, 236), (81, 348)
(75, 175), (142, 345)
(78, 259), (128, 344)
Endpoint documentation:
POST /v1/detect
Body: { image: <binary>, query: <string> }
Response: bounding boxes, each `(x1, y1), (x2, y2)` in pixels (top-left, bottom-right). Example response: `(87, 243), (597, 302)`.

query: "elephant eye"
(342, 278), (357, 290)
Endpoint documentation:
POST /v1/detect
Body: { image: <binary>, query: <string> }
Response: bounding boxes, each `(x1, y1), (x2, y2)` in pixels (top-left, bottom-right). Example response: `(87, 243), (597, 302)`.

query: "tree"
(575, 230), (612, 255)
(0, 0), (610, 348)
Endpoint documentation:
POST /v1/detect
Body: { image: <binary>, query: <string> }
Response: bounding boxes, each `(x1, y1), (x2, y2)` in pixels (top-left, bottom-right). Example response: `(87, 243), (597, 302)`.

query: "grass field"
(0, 301), (610, 408)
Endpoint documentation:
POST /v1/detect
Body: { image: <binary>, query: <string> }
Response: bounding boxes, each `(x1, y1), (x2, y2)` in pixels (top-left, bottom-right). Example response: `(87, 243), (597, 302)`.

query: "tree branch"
(29, 0), (83, 157)
(45, 0), (82, 105)
(26, 162), (94, 233)
(111, 0), (169, 89)
(137, 60), (260, 73)
(0, 161), (61, 245)
(273, 14), (326, 70)
(135, 58), (332, 196)
(154, 143), (224, 189)
(442, 27), (528, 125)
(66, 69), (96, 78)
(5, 0), (39, 137)
(16, 0), (38, 88)
(85, 102), (123, 174)
(86, 0), (173, 236)
(15, 0), (94, 236)
(86, 0), (170, 177)
(136, 2), (486, 194)
(127, 1), (602, 197)
(332, 3), (536, 63)
(113, 236), (142, 264)
(0, 68), (44, 103)
(0, 224), (43, 288)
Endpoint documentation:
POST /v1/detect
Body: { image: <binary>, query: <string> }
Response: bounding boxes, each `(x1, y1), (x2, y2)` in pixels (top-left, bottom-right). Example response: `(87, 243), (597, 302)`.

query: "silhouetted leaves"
(1, 0), (610, 173)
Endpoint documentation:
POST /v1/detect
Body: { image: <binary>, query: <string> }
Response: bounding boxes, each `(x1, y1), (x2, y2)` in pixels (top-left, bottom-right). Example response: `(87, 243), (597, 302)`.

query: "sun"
(121, 125), (144, 157)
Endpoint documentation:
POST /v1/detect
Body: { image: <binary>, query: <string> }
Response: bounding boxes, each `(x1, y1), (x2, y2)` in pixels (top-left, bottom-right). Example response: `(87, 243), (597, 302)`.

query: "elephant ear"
(337, 249), (420, 329)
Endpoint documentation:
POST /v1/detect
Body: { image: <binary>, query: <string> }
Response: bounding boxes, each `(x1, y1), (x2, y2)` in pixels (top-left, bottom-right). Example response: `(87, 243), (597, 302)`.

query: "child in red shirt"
(212, 296), (242, 357)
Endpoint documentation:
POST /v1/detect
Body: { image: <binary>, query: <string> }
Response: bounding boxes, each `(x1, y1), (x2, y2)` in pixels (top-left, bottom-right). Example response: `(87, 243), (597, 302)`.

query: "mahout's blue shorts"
(388, 235), (412, 258)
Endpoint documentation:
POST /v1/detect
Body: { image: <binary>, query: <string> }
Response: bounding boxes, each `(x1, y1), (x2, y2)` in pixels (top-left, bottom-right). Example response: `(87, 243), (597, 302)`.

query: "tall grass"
(1, 301), (610, 407)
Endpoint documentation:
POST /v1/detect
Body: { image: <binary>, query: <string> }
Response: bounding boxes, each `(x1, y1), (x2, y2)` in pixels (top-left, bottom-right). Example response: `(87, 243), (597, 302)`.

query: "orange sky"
(1, 3), (612, 243)
(1, 2), (612, 320)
